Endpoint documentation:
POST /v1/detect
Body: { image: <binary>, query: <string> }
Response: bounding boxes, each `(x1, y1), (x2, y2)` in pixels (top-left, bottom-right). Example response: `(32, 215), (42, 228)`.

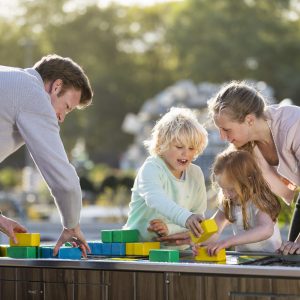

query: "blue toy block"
(88, 241), (103, 255)
(57, 247), (82, 260)
(102, 243), (112, 255)
(111, 243), (126, 256)
(39, 246), (55, 258)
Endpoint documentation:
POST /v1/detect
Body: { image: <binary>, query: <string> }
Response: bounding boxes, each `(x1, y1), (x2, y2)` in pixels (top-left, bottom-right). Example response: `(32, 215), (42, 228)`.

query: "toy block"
(10, 233), (40, 247)
(39, 246), (55, 258)
(111, 243), (126, 256)
(190, 219), (218, 244)
(0, 245), (9, 257)
(64, 242), (73, 247)
(112, 229), (139, 243)
(57, 247), (82, 260)
(126, 243), (135, 255)
(88, 241), (103, 255)
(7, 246), (37, 258)
(149, 249), (179, 262)
(195, 246), (226, 262)
(102, 243), (112, 255)
(133, 242), (160, 256)
(101, 230), (113, 243)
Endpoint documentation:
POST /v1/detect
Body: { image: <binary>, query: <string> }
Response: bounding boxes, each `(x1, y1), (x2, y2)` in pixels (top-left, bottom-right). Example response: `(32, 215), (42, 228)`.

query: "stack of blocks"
(8, 233), (40, 258)
(190, 219), (226, 262)
(87, 229), (160, 256)
(5, 233), (81, 259)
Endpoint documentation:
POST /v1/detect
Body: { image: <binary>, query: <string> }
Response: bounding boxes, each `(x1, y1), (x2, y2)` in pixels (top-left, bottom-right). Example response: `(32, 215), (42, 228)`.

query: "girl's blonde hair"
(144, 107), (208, 159)
(212, 149), (281, 230)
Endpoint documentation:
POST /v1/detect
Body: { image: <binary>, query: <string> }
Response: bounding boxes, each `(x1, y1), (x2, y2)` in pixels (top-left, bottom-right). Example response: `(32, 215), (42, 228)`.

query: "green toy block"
(101, 230), (113, 242)
(7, 246), (37, 259)
(112, 229), (139, 243)
(0, 245), (9, 257)
(149, 249), (179, 262)
(190, 219), (218, 244)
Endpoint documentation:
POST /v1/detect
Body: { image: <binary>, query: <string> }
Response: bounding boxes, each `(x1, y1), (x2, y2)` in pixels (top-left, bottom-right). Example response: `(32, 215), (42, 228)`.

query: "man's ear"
(52, 79), (63, 94)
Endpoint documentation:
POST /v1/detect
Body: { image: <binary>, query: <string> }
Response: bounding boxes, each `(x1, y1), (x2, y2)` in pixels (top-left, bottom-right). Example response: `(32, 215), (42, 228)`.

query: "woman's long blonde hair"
(212, 149), (281, 229)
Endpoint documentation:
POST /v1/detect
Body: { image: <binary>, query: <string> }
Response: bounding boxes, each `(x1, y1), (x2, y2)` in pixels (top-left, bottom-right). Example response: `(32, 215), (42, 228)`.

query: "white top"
(221, 202), (282, 252)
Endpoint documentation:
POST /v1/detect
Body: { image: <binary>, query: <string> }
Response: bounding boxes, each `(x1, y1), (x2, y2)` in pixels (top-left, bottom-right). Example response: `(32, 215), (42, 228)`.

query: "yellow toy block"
(0, 245), (9, 257)
(126, 242), (160, 256)
(195, 246), (226, 262)
(190, 219), (218, 244)
(126, 243), (135, 255)
(134, 242), (160, 255)
(10, 233), (40, 247)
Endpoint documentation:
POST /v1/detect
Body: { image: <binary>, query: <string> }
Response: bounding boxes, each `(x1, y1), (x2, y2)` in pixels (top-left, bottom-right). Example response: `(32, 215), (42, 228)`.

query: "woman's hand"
(148, 219), (169, 236)
(278, 241), (300, 255)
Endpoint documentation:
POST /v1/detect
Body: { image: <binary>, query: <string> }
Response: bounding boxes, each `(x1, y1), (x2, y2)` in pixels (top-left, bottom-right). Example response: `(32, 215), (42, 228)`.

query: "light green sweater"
(124, 156), (207, 243)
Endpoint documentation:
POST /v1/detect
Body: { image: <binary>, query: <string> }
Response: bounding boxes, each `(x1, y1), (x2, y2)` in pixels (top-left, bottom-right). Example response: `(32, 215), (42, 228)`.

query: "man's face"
(47, 79), (81, 123)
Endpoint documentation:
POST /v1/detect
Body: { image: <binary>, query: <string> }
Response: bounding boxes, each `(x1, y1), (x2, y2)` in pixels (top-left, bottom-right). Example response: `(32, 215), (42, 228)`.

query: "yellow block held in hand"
(10, 233), (40, 247)
(190, 219), (218, 244)
(195, 246), (226, 262)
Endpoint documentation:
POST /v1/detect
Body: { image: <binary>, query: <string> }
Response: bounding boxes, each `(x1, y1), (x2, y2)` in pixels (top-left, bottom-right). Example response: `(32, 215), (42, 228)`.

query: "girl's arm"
(206, 210), (274, 255)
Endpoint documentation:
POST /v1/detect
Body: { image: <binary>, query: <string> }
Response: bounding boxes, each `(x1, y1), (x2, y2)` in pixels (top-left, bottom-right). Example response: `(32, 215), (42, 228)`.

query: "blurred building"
(121, 79), (276, 183)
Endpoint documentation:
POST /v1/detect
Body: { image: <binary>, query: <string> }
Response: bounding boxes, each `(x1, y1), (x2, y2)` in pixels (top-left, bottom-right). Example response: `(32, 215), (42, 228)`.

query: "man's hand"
(277, 241), (300, 255)
(147, 219), (169, 236)
(185, 214), (204, 237)
(54, 224), (91, 258)
(157, 231), (191, 246)
(0, 215), (27, 244)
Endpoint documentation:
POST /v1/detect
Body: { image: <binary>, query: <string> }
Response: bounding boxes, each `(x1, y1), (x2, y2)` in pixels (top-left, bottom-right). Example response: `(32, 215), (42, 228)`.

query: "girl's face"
(213, 112), (252, 148)
(160, 140), (197, 179)
(215, 173), (238, 203)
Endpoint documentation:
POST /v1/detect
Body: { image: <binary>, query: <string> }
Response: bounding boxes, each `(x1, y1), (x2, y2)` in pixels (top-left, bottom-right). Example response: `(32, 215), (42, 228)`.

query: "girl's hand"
(147, 219), (169, 236)
(206, 240), (229, 256)
(185, 214), (204, 237)
(191, 243), (200, 256)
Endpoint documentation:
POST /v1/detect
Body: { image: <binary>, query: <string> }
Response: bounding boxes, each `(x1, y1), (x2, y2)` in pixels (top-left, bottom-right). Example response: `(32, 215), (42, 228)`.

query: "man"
(0, 54), (93, 256)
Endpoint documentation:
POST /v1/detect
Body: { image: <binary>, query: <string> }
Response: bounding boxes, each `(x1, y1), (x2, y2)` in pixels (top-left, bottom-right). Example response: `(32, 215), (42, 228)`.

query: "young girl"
(123, 107), (208, 247)
(196, 149), (281, 255)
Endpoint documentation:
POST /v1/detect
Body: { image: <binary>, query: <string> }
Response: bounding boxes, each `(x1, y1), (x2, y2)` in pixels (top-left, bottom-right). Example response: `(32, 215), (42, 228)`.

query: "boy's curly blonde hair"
(144, 107), (208, 159)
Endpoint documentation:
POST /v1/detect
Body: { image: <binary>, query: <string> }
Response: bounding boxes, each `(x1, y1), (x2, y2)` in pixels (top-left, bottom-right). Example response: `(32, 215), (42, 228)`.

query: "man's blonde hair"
(144, 107), (208, 159)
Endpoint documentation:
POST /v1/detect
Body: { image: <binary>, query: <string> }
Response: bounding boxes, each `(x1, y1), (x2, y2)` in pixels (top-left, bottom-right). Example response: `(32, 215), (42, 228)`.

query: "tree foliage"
(0, 0), (300, 167)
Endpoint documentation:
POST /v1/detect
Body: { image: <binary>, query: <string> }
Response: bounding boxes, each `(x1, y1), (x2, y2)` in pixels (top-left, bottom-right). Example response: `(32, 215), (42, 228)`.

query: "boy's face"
(160, 140), (197, 179)
(215, 173), (238, 202)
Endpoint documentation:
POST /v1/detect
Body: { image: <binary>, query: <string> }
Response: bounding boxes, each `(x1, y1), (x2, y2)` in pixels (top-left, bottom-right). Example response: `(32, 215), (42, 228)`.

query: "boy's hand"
(147, 219), (169, 236)
(185, 214), (204, 237)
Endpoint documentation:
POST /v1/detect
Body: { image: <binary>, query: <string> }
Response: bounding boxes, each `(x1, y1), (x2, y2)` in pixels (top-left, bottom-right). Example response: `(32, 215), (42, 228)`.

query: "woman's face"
(213, 112), (252, 148)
